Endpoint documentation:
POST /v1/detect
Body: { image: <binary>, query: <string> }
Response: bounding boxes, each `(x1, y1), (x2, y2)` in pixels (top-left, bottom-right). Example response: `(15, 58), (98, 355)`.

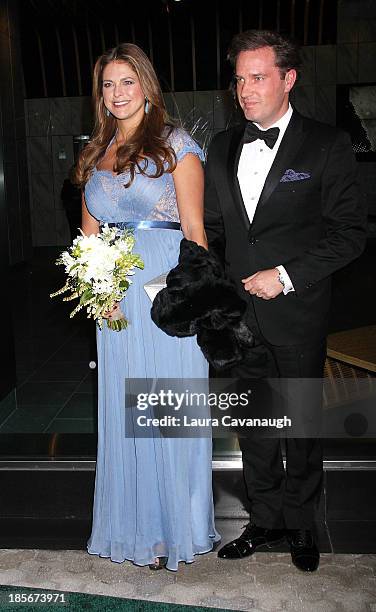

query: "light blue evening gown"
(84, 127), (220, 571)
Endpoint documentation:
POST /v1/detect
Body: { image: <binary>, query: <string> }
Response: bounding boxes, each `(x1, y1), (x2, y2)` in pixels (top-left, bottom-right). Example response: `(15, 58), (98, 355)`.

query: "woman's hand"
(103, 303), (122, 319)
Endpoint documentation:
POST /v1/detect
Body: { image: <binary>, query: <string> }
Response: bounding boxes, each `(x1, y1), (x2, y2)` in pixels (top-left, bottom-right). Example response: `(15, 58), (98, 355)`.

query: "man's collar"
(254, 103), (293, 134)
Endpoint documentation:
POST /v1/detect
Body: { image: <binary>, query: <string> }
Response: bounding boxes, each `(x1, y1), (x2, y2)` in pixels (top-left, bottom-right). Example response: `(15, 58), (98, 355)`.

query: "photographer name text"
(136, 415), (292, 429)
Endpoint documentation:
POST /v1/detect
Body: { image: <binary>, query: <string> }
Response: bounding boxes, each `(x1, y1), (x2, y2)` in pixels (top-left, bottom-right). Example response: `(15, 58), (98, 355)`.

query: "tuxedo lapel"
(225, 112), (307, 231)
(254, 111), (306, 215)
(227, 126), (251, 231)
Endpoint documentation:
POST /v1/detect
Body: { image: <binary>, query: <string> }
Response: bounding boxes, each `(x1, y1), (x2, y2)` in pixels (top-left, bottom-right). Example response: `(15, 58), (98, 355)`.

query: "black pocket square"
(151, 239), (254, 370)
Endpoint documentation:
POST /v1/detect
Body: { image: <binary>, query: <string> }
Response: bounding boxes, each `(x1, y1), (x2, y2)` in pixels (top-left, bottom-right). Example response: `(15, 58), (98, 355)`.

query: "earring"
(105, 108), (110, 117)
(144, 97), (150, 114)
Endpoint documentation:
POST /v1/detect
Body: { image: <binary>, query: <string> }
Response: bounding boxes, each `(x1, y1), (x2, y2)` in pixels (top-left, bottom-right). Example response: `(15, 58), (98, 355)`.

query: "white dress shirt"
(237, 103), (294, 294)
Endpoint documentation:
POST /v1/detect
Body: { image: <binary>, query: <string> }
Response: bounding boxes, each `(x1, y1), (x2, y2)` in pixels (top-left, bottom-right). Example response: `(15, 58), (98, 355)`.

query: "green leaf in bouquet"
(80, 288), (93, 304)
(69, 262), (81, 273)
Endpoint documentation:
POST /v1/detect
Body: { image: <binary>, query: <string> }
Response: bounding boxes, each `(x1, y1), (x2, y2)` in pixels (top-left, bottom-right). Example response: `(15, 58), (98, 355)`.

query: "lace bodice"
(84, 127), (204, 223)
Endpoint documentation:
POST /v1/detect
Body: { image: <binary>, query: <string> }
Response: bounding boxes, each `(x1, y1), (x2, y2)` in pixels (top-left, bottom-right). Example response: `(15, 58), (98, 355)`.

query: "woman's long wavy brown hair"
(74, 43), (176, 188)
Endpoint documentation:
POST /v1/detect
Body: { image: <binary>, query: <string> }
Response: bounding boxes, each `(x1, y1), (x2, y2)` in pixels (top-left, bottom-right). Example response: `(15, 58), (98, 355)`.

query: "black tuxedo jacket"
(204, 110), (366, 346)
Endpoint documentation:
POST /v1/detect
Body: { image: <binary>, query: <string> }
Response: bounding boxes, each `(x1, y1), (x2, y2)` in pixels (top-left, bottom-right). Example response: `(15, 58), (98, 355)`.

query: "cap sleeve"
(167, 127), (204, 163)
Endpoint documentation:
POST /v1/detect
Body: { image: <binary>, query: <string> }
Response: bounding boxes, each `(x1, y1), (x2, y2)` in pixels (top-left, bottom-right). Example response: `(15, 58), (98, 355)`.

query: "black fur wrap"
(150, 239), (254, 370)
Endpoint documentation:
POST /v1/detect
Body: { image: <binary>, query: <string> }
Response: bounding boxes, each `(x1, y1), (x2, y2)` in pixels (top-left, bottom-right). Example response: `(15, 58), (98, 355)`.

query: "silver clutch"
(144, 272), (168, 302)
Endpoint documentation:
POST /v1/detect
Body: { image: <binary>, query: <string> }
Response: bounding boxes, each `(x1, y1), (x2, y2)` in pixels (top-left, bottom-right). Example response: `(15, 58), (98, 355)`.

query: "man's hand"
(242, 268), (284, 300)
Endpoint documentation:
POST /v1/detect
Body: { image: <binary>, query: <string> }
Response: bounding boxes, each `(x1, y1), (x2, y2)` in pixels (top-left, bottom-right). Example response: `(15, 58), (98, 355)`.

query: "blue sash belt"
(106, 221), (181, 231)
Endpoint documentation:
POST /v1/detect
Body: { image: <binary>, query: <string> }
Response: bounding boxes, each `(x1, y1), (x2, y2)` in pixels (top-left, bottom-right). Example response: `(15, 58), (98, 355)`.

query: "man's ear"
(284, 69), (297, 93)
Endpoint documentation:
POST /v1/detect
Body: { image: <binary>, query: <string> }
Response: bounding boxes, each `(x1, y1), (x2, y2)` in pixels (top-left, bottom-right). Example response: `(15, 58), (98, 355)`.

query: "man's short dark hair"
(227, 29), (301, 77)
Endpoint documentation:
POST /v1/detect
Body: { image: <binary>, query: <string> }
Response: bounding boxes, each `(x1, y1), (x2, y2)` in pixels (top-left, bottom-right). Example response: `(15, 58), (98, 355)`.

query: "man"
(204, 30), (366, 572)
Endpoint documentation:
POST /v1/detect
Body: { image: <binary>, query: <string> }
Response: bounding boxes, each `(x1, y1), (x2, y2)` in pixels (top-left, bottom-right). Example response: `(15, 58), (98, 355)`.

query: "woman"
(75, 43), (219, 571)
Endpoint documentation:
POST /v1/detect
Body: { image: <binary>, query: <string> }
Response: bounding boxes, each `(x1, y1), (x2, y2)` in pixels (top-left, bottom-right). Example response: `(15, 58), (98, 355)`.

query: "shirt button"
(259, 149), (263, 152)
(254, 172), (258, 175)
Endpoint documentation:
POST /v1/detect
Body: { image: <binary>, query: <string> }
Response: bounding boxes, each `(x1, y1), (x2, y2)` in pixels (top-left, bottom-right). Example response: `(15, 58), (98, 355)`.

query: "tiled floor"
(0, 540), (375, 611)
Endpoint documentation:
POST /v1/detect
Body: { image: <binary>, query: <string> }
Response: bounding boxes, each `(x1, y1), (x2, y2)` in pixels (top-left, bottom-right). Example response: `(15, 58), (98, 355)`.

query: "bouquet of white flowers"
(50, 224), (144, 331)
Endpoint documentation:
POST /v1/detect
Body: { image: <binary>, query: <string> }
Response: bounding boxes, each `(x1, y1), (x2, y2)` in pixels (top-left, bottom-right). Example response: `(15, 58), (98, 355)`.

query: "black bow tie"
(243, 123), (280, 149)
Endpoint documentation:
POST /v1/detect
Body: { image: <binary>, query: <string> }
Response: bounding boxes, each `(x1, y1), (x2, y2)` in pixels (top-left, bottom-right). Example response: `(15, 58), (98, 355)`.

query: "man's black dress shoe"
(287, 529), (319, 572)
(217, 523), (285, 559)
